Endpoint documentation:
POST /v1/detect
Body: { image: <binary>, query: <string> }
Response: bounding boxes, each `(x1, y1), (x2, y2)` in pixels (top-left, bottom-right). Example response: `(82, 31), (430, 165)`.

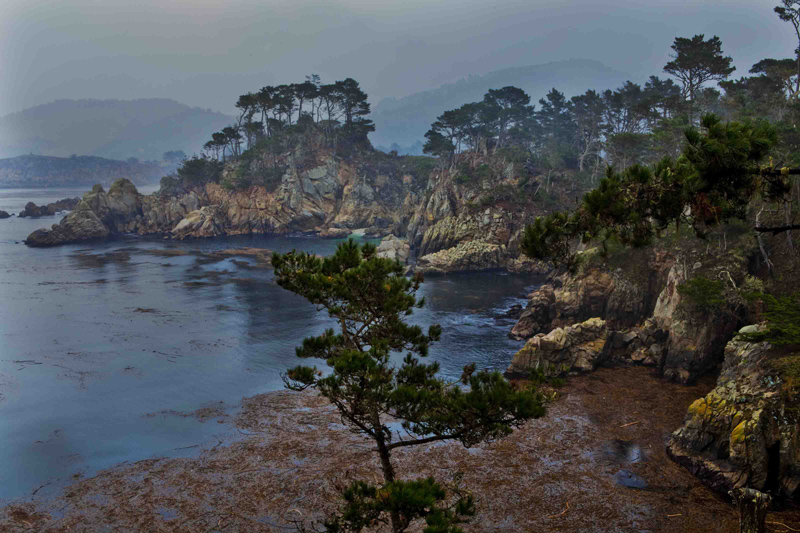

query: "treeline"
(161, 76), (376, 193)
(203, 76), (374, 161)
(423, 34), (800, 180)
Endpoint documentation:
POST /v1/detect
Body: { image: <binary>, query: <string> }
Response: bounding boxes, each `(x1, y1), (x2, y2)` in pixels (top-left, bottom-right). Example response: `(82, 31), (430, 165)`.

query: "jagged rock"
(509, 251), (673, 340)
(510, 285), (556, 339)
(651, 262), (741, 384)
(506, 318), (608, 376)
(18, 197), (79, 217)
(376, 235), (410, 263)
(501, 304), (524, 319)
(416, 241), (506, 274)
(667, 329), (800, 497)
(172, 206), (226, 239)
(0, 210), (10, 219)
(26, 198), (110, 245)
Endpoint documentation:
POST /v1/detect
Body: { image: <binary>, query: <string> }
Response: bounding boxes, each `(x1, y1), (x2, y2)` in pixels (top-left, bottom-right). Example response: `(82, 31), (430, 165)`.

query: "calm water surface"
(0, 186), (538, 502)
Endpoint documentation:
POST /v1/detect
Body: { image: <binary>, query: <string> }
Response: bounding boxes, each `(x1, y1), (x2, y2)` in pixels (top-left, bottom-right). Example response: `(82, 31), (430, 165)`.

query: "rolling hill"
(0, 154), (167, 188)
(0, 99), (234, 162)
(369, 58), (630, 151)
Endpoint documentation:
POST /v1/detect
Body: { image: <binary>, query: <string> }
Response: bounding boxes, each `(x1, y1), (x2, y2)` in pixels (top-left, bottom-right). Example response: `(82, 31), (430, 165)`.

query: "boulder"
(506, 317), (608, 377)
(0, 210), (10, 219)
(510, 285), (556, 339)
(172, 206), (226, 239)
(26, 199), (110, 246)
(376, 235), (410, 264)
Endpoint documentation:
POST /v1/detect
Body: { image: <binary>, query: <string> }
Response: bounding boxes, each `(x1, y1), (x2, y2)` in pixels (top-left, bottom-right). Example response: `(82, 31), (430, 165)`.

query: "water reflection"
(0, 191), (540, 502)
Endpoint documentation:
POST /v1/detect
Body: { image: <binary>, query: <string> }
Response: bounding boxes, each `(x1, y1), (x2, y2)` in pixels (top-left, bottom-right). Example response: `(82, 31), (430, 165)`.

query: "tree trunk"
(730, 488), (771, 533)
(376, 435), (404, 533)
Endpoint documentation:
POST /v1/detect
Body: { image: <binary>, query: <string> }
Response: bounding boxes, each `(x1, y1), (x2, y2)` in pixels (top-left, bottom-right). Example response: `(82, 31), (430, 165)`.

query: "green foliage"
(322, 478), (474, 533)
(175, 155), (223, 186)
(663, 34), (736, 108)
(528, 367), (566, 388)
(403, 156), (438, 180)
(273, 241), (545, 532)
(740, 293), (800, 346)
(521, 114), (791, 268)
(453, 162), (492, 185)
(678, 277), (726, 314)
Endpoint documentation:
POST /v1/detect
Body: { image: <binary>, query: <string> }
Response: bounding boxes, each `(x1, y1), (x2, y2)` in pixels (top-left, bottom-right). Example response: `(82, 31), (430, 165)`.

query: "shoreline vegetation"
(8, 367), (797, 533)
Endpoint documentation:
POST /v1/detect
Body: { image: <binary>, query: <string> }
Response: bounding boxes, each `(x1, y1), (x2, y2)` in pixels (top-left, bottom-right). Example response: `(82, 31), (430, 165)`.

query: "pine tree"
(272, 240), (545, 533)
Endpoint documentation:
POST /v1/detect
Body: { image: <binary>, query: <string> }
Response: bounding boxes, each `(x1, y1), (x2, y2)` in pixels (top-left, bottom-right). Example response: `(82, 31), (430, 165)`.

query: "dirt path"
(3, 366), (798, 532)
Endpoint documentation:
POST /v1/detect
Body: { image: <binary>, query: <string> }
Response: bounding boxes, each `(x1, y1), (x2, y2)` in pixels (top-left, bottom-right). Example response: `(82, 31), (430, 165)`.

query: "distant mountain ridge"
(0, 154), (167, 188)
(369, 58), (630, 150)
(0, 98), (234, 161)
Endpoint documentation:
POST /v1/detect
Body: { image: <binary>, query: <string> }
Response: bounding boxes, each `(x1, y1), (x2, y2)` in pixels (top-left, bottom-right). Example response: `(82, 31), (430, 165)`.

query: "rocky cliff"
(25, 150), (572, 278)
(667, 331), (800, 498)
(507, 233), (756, 385)
(26, 151), (426, 246)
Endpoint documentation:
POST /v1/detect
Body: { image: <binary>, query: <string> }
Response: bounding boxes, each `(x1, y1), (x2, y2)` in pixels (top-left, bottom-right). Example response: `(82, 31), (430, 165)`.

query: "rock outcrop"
(415, 241), (507, 274)
(18, 197), (80, 217)
(667, 329), (800, 497)
(0, 210), (10, 219)
(506, 318), (608, 376)
(510, 250), (674, 340)
(26, 180), (196, 246)
(376, 235), (410, 263)
(26, 153), (425, 246)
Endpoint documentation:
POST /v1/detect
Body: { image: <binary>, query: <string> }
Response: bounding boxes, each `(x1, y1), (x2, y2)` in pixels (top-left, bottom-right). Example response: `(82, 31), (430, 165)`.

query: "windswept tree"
(481, 86), (534, 149)
(663, 35), (735, 121)
(775, 1), (800, 90)
(750, 58), (800, 100)
(272, 241), (545, 533)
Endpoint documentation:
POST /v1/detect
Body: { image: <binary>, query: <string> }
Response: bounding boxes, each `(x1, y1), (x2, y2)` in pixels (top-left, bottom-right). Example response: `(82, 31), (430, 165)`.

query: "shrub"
(678, 277), (726, 314)
(740, 293), (800, 346)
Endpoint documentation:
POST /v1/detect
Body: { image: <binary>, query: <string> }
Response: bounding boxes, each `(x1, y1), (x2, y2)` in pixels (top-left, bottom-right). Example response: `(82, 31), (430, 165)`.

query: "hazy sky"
(1, 0), (794, 116)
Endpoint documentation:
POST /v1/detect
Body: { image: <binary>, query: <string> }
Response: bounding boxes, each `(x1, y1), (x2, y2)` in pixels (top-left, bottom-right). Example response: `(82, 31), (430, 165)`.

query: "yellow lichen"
(730, 420), (748, 445)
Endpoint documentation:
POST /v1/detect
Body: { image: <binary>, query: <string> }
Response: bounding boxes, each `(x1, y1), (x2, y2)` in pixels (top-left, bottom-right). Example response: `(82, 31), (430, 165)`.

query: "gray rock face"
(25, 179), (196, 246)
(0, 210), (10, 219)
(172, 206), (226, 239)
(667, 331), (800, 497)
(376, 235), (410, 264)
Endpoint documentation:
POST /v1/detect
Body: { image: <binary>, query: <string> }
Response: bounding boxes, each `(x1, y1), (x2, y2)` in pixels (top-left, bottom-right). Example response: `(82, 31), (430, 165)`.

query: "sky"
(0, 0), (795, 116)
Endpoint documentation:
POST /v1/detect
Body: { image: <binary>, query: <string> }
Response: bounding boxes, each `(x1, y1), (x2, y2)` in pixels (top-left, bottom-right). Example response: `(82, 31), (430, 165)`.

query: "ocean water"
(0, 186), (539, 502)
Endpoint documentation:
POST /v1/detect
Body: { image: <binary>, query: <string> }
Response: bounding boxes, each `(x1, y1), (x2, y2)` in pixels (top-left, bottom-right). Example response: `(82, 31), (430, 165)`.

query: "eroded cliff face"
(667, 332), (800, 498)
(26, 152), (427, 246)
(507, 237), (756, 385)
(25, 151), (561, 278)
(407, 162), (556, 273)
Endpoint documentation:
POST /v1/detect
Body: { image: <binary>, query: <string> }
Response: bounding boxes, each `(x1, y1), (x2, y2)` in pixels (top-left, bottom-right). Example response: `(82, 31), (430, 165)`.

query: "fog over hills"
(369, 59), (630, 152)
(0, 99), (234, 162)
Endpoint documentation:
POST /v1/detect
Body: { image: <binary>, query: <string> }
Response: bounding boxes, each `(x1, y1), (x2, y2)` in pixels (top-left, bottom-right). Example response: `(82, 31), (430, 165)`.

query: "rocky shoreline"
(24, 150), (551, 275)
(7, 367), (793, 533)
(503, 239), (800, 502)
